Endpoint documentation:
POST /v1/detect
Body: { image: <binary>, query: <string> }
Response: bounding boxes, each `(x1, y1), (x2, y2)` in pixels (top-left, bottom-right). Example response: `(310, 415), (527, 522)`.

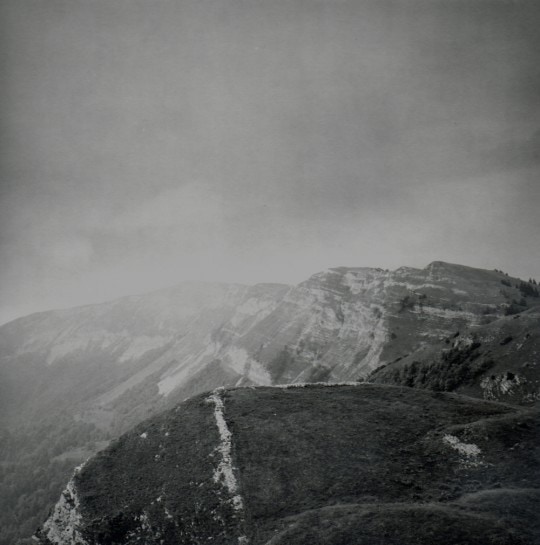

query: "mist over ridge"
(2, 0), (540, 542)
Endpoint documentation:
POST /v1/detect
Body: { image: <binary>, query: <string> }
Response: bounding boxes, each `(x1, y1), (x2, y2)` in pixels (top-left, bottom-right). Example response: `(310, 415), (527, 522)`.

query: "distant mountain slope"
(260, 261), (540, 392)
(2, 261), (540, 544)
(3, 261), (539, 431)
(0, 282), (289, 425)
(36, 384), (540, 545)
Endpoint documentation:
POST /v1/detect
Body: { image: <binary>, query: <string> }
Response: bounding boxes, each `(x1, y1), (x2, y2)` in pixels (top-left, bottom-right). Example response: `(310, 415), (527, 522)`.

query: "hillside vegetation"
(37, 384), (540, 545)
(368, 308), (540, 404)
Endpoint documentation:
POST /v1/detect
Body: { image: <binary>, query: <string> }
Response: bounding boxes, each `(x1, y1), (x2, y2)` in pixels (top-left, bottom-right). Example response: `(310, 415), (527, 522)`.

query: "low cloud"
(107, 183), (225, 236)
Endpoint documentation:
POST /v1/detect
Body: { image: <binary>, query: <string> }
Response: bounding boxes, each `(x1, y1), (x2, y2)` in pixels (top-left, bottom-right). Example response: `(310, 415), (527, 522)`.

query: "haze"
(1, 0), (539, 324)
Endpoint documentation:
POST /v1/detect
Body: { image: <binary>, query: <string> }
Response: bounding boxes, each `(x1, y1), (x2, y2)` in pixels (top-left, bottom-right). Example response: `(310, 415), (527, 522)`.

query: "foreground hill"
(37, 384), (540, 545)
(2, 261), (540, 543)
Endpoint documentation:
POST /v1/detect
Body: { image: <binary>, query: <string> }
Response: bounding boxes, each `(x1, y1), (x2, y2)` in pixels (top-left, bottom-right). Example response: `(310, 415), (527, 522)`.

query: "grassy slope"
(71, 395), (244, 544)
(39, 384), (540, 545)
(226, 385), (539, 544)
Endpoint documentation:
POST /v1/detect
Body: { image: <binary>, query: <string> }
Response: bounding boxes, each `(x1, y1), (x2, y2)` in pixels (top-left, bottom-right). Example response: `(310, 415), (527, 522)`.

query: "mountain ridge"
(2, 260), (539, 430)
(2, 260), (540, 544)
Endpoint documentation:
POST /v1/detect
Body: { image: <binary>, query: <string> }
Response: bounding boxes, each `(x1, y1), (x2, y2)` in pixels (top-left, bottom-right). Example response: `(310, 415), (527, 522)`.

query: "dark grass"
(71, 393), (243, 544)
(263, 501), (528, 545)
(223, 384), (538, 544)
(38, 384), (540, 545)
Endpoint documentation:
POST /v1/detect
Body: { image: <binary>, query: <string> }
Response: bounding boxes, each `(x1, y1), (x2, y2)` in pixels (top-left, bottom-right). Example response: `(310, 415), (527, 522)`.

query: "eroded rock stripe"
(206, 387), (248, 544)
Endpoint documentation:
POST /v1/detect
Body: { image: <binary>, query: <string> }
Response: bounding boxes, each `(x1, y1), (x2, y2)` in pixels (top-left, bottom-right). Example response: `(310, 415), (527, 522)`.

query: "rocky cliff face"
(3, 261), (538, 432)
(246, 261), (540, 388)
(36, 384), (540, 545)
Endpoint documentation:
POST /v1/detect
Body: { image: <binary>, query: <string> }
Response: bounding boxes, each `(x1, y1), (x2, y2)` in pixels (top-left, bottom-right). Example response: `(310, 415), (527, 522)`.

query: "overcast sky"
(1, 0), (539, 324)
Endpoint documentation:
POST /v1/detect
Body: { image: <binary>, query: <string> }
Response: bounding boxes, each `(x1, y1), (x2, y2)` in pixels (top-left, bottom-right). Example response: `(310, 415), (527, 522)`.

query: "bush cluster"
(379, 343), (494, 392)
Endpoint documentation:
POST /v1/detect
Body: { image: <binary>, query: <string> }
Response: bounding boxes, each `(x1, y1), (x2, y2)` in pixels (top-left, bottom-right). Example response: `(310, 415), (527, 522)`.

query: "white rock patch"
(443, 434), (483, 467)
(41, 466), (88, 545)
